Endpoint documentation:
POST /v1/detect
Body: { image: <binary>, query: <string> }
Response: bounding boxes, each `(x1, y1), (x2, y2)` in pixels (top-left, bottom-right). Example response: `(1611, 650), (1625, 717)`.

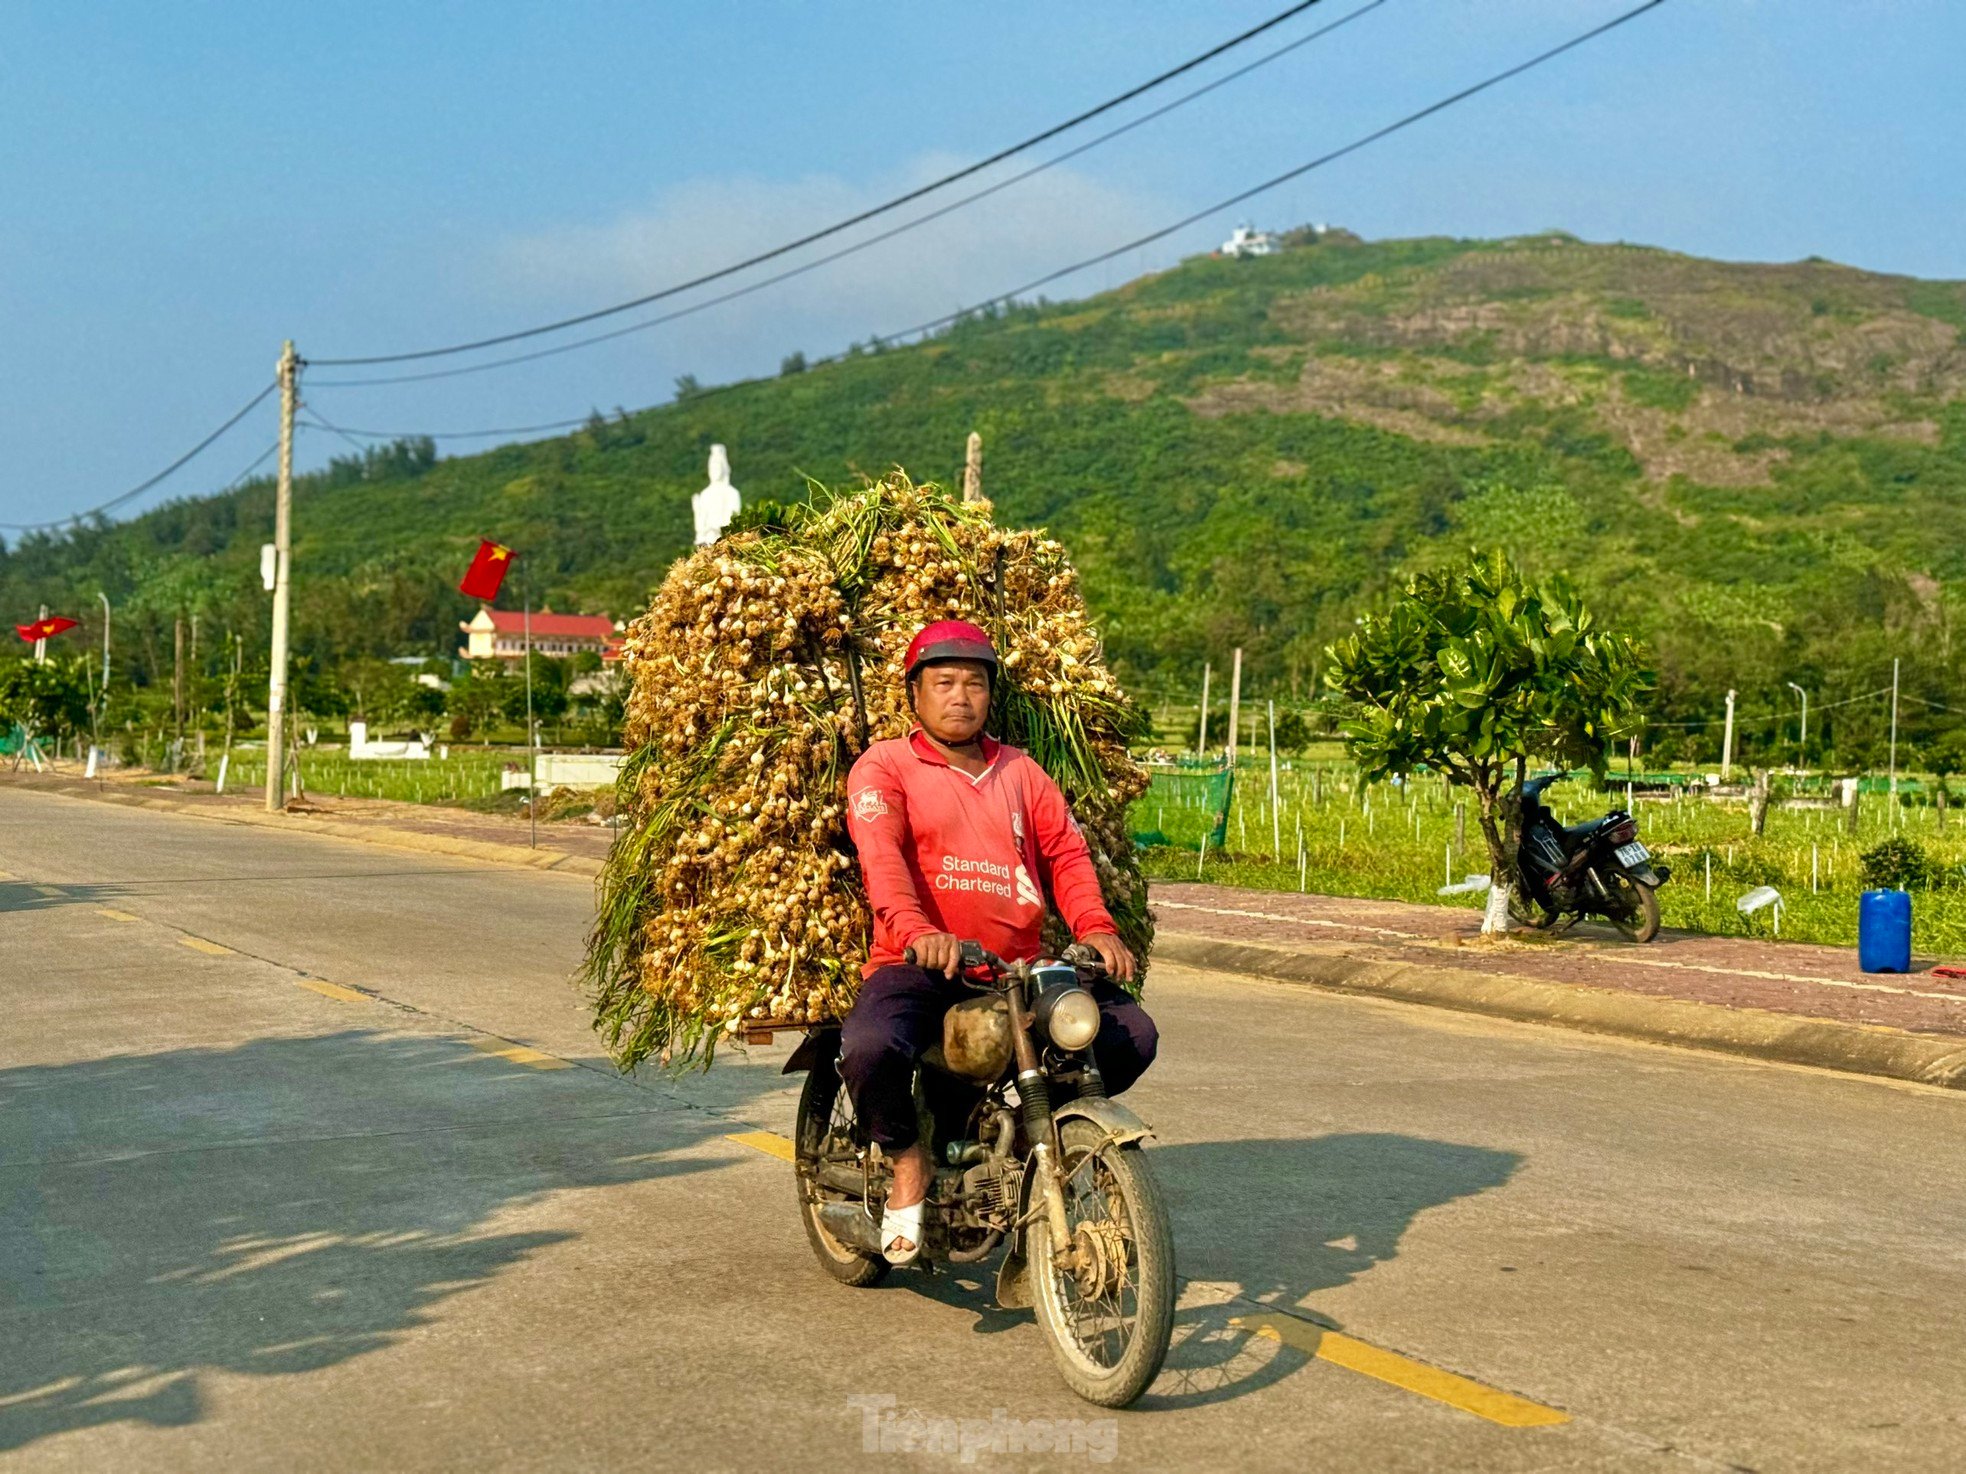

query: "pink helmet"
(904, 619), (998, 682)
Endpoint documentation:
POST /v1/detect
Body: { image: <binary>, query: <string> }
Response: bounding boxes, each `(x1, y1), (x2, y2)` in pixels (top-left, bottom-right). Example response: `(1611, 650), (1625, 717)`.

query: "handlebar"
(901, 940), (1107, 984)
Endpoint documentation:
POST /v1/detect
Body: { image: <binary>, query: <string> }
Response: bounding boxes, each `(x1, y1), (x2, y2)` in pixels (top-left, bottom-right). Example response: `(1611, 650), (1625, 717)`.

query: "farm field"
(1131, 762), (1966, 956)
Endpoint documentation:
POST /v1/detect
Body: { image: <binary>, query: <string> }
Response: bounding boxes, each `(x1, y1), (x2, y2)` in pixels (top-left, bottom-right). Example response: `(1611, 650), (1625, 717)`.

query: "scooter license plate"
(1615, 840), (1650, 866)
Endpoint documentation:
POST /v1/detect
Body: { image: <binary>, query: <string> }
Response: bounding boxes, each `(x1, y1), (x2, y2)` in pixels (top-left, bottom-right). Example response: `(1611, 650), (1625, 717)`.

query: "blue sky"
(3, 0), (1961, 529)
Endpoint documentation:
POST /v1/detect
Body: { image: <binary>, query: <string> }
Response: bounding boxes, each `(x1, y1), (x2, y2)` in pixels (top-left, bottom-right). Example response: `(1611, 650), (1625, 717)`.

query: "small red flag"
(459, 540), (515, 601)
(15, 616), (78, 644)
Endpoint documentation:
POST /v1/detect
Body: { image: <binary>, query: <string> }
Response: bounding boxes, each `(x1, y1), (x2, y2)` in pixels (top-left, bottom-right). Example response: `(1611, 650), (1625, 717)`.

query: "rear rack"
(739, 1018), (837, 1046)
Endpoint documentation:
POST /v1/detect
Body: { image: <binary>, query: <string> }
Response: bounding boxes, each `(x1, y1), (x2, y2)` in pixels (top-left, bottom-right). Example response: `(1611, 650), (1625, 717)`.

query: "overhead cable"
(309, 0), (1343, 366)
(311, 0), (1389, 390)
(0, 382), (277, 531)
(862, 0), (1671, 355)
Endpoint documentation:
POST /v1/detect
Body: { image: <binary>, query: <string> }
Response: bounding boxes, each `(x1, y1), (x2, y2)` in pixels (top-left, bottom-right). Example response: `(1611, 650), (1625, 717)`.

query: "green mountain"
(7, 229), (1966, 765)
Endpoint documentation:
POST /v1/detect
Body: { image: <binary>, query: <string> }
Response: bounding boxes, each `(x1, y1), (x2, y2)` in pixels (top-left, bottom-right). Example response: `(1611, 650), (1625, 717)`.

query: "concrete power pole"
(1889, 656), (1900, 823)
(1196, 663), (1211, 758)
(962, 431), (983, 503)
(264, 340), (299, 813)
(1721, 688), (1737, 782)
(1227, 648), (1243, 767)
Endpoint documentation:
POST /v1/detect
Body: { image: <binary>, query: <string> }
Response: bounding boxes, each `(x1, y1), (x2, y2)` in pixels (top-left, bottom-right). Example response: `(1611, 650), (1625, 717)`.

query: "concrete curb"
(27, 780), (605, 880)
(1154, 931), (1966, 1091)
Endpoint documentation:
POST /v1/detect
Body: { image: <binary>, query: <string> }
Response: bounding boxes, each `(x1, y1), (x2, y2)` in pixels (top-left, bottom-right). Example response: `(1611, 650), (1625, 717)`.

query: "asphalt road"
(3, 784), (1964, 1471)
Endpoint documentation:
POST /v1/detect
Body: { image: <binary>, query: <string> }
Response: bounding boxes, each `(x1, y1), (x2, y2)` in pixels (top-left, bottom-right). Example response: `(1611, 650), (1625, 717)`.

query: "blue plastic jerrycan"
(1858, 888), (1912, 973)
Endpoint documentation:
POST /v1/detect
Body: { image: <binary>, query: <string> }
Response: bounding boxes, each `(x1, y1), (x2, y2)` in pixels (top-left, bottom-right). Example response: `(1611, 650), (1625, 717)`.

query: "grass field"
(1130, 761), (1966, 956)
(204, 748), (518, 804)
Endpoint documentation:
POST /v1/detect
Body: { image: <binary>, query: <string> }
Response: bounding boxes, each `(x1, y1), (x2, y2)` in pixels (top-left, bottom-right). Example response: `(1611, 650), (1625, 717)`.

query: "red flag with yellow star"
(459, 540), (515, 601)
(15, 615), (77, 644)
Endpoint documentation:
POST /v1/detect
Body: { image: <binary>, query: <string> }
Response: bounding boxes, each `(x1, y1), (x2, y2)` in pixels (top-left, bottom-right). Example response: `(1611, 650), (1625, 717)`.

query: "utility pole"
(1227, 648), (1243, 767)
(1721, 688), (1736, 781)
(1267, 700), (1281, 858)
(33, 604), (47, 664)
(1786, 681), (1808, 768)
(1889, 656), (1900, 824)
(97, 592), (111, 690)
(525, 596), (537, 849)
(1196, 662), (1211, 758)
(265, 340), (298, 813)
(962, 431), (983, 503)
(173, 615), (186, 767)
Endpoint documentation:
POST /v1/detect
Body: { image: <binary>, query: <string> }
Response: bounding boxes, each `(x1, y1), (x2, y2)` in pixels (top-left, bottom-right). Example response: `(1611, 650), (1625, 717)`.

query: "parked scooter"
(1515, 773), (1670, 942)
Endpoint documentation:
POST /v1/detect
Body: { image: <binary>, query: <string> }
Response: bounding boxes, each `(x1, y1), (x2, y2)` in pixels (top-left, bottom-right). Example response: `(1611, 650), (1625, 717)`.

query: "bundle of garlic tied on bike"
(582, 472), (1154, 1070)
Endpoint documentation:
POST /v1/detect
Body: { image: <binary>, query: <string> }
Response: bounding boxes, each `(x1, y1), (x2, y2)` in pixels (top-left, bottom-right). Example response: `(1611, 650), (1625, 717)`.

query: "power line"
(315, 0), (1662, 398)
(310, 0), (1389, 391)
(0, 382), (277, 532)
(299, 410), (596, 440)
(864, 0), (1671, 355)
(308, 0), (1341, 368)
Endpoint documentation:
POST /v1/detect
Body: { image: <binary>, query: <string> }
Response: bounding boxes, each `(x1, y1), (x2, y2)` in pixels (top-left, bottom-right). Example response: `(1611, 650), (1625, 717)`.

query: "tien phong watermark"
(847, 1393), (1120, 1463)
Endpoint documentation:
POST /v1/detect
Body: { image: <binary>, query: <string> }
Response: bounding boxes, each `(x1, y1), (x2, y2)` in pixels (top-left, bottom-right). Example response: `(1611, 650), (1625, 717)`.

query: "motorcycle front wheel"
(1607, 870), (1661, 943)
(1028, 1118), (1175, 1408)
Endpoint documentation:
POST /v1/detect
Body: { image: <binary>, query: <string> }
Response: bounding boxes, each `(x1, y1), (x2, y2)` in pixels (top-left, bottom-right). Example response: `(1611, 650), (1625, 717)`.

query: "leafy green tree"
(445, 667), (506, 740)
(1325, 549), (1652, 930)
(0, 657), (93, 746)
(780, 351), (808, 376)
(1272, 709), (1311, 752)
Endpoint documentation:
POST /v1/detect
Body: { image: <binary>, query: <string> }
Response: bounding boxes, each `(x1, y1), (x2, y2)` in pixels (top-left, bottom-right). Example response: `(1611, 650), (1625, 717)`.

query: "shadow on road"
(0, 1029), (775, 1453)
(887, 1132), (1522, 1409)
(1145, 1132), (1523, 1408)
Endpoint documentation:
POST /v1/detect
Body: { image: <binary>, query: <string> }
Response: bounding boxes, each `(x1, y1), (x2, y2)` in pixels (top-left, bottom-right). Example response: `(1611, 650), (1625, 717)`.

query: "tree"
(779, 351), (808, 376)
(0, 656), (93, 749)
(445, 667), (506, 740)
(1272, 709), (1311, 752)
(673, 374), (702, 401)
(1325, 550), (1652, 931)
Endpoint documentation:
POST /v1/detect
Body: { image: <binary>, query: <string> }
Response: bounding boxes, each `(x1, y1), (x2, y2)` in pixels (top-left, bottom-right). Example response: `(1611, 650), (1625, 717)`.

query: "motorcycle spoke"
(1048, 1149), (1140, 1369)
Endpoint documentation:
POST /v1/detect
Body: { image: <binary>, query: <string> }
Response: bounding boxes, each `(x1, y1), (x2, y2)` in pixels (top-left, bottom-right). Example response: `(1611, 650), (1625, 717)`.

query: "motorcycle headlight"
(1039, 985), (1100, 1052)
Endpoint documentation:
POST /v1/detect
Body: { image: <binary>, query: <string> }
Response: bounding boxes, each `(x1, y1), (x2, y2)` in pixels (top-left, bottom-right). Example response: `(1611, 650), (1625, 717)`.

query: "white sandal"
(881, 1198), (924, 1266)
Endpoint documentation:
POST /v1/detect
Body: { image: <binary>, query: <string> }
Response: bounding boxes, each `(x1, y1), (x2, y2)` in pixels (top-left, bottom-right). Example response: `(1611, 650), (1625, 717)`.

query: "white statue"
(692, 444), (742, 546)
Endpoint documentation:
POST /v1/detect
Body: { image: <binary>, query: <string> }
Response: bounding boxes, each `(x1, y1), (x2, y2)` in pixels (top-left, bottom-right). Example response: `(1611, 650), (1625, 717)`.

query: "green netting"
(1128, 763), (1235, 852)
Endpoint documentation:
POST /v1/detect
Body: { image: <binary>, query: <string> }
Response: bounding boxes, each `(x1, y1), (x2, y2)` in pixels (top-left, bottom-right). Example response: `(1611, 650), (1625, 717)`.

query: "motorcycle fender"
(780, 1026), (840, 1076)
(996, 1099), (1153, 1312)
(1051, 1096), (1154, 1148)
(1625, 863), (1664, 886)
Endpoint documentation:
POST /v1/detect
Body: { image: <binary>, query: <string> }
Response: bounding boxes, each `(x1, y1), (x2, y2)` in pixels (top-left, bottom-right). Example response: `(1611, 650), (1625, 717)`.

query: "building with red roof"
(458, 607), (622, 667)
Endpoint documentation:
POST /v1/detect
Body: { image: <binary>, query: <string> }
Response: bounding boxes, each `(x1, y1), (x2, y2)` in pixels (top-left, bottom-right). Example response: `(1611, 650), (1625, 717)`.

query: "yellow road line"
(296, 978), (369, 1003)
(177, 936), (235, 957)
(727, 1130), (796, 1162)
(464, 1037), (572, 1070)
(722, 1130), (1559, 1427)
(96, 908), (140, 923)
(1232, 1312), (1568, 1427)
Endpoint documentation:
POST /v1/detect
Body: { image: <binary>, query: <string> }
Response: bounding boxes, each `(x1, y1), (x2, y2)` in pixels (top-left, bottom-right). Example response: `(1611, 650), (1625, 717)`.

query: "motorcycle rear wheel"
(1028, 1118), (1175, 1408)
(1608, 871), (1661, 944)
(794, 1049), (889, 1288)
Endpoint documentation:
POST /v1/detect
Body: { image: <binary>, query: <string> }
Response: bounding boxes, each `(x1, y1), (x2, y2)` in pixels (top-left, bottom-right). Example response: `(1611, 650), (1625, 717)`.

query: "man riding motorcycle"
(840, 619), (1158, 1265)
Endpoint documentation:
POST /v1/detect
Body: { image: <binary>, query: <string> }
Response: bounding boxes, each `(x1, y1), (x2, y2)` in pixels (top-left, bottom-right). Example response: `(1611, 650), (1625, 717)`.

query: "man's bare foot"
(884, 1143), (931, 1258)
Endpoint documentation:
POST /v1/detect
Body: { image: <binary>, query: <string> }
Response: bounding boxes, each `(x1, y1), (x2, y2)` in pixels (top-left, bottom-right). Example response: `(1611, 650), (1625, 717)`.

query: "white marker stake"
(215, 754), (229, 794)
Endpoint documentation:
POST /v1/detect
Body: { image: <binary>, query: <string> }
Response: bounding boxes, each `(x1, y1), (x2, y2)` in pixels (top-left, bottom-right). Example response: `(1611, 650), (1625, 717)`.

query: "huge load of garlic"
(583, 473), (1152, 1070)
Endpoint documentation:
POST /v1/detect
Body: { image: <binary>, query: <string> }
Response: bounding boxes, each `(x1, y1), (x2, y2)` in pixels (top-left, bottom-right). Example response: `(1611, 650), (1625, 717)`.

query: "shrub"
(1860, 836), (1934, 891)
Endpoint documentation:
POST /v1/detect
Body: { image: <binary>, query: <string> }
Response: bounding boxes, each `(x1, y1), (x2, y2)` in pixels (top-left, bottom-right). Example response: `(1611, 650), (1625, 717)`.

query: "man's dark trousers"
(838, 962), (1157, 1151)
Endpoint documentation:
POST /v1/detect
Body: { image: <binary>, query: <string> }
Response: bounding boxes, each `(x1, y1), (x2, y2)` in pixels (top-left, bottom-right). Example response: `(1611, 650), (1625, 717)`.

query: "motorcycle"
(1515, 773), (1671, 942)
(783, 940), (1175, 1408)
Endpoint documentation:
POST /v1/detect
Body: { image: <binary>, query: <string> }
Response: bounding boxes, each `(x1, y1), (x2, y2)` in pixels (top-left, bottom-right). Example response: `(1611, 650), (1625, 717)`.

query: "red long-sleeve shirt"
(846, 730), (1117, 976)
